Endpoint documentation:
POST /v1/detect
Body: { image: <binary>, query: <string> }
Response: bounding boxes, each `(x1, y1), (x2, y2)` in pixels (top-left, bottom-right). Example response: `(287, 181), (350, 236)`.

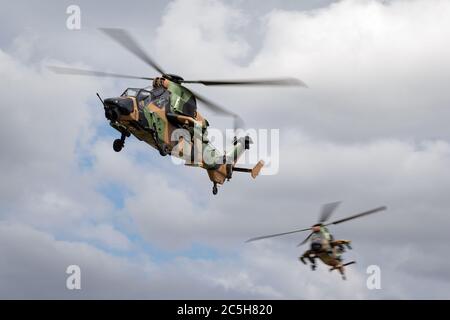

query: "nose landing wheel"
(113, 132), (128, 152)
(113, 139), (124, 152)
(212, 183), (218, 195)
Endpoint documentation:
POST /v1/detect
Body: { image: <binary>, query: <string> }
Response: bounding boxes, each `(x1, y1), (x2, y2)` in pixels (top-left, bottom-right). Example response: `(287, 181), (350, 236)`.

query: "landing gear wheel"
(311, 265), (316, 271)
(113, 139), (124, 152)
(159, 144), (170, 157)
(212, 184), (218, 195)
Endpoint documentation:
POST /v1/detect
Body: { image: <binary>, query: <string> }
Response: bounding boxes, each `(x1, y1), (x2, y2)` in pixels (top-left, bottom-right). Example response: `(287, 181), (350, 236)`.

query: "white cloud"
(194, 0), (450, 141)
(76, 224), (132, 251)
(0, 47), (129, 248)
(0, 222), (374, 299)
(155, 0), (250, 75)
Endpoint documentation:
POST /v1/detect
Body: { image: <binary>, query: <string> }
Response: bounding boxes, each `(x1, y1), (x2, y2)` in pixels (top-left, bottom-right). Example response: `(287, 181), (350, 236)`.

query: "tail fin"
(233, 160), (265, 179)
(226, 136), (264, 179)
(251, 160), (264, 178)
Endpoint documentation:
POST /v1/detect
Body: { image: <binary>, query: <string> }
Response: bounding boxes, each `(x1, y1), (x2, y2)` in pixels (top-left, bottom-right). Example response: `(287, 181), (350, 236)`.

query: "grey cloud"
(1, 0), (450, 299)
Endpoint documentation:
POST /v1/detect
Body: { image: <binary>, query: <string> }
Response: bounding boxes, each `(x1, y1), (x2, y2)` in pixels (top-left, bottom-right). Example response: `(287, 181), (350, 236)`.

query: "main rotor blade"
(182, 77), (307, 87)
(318, 201), (341, 224)
(297, 232), (313, 247)
(326, 206), (387, 226)
(190, 89), (244, 130)
(246, 227), (311, 243)
(48, 66), (154, 80)
(100, 28), (166, 75)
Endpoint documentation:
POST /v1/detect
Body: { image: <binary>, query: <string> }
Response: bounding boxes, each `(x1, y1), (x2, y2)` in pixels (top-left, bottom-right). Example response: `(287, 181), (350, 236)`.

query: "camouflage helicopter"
(246, 202), (387, 279)
(49, 28), (305, 195)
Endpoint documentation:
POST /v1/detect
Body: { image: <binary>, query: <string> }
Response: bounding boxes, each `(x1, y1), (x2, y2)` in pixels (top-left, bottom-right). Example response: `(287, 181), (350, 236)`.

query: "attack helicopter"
(246, 202), (387, 280)
(49, 28), (305, 195)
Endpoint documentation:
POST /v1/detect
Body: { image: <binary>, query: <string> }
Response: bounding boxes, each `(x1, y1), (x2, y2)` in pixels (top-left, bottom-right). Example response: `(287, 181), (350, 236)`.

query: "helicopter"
(246, 202), (387, 280)
(49, 28), (306, 195)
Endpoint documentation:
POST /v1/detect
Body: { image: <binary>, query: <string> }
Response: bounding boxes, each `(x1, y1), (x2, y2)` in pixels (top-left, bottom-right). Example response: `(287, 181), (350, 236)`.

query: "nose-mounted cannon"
(103, 97), (134, 121)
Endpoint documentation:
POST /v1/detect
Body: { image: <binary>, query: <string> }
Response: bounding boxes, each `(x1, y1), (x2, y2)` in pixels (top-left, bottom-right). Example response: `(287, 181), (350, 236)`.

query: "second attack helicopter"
(49, 28), (305, 195)
(246, 202), (387, 280)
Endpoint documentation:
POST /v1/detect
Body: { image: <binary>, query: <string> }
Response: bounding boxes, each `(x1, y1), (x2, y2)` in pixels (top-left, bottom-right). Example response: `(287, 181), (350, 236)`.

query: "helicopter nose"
(103, 97), (134, 119)
(311, 243), (322, 252)
(104, 106), (119, 122)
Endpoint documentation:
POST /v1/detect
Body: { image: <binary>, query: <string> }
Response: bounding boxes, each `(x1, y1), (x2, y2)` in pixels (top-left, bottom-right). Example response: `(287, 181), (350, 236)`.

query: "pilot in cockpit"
(152, 77), (197, 119)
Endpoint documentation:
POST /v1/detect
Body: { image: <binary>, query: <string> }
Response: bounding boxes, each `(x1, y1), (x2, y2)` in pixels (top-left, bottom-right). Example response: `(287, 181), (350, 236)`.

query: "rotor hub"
(162, 73), (184, 83)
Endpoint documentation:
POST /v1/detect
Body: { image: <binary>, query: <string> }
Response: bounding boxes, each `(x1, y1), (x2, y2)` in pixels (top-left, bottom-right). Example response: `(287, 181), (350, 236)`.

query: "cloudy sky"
(1, 0), (450, 299)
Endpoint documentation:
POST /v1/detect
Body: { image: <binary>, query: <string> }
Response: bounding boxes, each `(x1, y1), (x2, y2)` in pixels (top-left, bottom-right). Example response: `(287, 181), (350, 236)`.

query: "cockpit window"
(137, 90), (151, 106)
(150, 88), (170, 110)
(311, 233), (323, 241)
(121, 88), (139, 97)
(120, 87), (170, 110)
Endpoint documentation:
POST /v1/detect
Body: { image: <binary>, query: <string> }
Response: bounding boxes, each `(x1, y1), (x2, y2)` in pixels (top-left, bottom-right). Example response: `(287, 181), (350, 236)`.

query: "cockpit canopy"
(121, 86), (197, 117)
(121, 87), (169, 110)
(121, 88), (140, 98)
(121, 87), (151, 104)
(311, 232), (323, 242)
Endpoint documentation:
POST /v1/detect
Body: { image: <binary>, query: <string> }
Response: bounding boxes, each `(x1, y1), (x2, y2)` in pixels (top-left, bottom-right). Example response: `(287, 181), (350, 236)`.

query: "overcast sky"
(1, 0), (450, 299)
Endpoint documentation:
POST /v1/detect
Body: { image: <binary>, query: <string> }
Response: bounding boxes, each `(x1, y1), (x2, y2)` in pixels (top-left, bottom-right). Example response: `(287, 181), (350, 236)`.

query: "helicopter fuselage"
(102, 82), (262, 194)
(248, 203), (386, 280)
(301, 227), (353, 278)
